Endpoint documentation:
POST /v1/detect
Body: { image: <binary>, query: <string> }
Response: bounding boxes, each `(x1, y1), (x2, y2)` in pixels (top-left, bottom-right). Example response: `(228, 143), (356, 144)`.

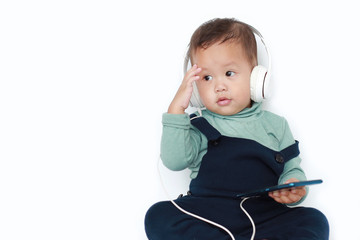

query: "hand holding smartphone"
(236, 179), (323, 199)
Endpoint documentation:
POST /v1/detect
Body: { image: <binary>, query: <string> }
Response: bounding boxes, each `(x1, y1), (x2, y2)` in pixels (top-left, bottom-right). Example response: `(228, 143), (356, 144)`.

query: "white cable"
(157, 157), (257, 240)
(240, 197), (256, 240)
(189, 107), (206, 121)
(157, 158), (235, 240)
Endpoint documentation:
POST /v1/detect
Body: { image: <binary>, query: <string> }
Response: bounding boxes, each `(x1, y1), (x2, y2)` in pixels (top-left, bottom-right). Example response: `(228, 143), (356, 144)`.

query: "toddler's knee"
(305, 207), (330, 238)
(309, 208), (329, 226)
(144, 201), (172, 239)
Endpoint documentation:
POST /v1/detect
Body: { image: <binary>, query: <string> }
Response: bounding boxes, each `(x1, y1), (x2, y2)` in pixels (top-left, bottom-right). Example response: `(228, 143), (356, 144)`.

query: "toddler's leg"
(288, 207), (329, 240)
(144, 201), (237, 240)
(256, 207), (329, 240)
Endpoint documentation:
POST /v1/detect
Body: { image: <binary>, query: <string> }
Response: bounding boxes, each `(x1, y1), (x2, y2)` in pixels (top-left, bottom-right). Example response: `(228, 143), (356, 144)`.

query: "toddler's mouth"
(217, 97), (231, 106)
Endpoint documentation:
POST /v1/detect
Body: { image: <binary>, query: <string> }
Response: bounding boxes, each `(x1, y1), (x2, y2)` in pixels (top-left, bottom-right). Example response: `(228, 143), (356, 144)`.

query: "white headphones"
(183, 22), (272, 109)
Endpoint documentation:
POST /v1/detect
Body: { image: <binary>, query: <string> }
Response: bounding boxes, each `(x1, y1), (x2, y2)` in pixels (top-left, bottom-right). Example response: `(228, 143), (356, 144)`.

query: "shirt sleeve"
(278, 119), (307, 183)
(278, 118), (309, 205)
(160, 113), (202, 171)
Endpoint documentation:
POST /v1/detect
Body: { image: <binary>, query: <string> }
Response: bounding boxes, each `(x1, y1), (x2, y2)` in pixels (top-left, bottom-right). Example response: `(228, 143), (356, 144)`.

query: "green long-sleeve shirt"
(161, 102), (307, 187)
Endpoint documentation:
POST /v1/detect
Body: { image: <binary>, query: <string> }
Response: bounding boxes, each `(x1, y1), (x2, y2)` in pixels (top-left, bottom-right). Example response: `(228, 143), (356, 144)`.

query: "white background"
(1, 0), (359, 239)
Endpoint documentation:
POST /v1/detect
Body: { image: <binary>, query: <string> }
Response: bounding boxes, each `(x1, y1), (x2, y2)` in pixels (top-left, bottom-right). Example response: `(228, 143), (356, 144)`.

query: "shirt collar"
(203, 101), (263, 120)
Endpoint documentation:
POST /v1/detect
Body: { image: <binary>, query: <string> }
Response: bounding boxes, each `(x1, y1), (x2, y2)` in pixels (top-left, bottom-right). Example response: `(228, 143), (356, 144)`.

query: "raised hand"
(167, 65), (202, 114)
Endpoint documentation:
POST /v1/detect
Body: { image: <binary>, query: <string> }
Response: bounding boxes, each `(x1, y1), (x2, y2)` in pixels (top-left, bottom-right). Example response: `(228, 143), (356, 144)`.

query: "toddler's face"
(192, 41), (253, 115)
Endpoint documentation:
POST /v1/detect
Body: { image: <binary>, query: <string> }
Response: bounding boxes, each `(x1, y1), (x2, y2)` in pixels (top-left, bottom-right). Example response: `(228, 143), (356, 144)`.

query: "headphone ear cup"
(250, 65), (268, 102)
(190, 82), (204, 108)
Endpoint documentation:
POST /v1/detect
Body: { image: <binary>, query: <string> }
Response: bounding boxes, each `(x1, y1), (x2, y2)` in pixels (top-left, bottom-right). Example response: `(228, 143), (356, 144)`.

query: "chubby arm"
(270, 157), (309, 205)
(160, 64), (203, 170)
(269, 118), (308, 205)
(160, 113), (202, 171)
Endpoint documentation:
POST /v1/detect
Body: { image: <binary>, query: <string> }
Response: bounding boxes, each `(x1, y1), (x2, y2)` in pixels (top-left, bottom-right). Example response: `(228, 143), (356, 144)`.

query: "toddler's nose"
(215, 81), (227, 93)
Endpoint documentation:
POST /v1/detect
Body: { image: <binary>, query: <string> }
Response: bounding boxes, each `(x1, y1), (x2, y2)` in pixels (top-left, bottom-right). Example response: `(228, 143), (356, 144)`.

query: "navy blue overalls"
(145, 115), (329, 240)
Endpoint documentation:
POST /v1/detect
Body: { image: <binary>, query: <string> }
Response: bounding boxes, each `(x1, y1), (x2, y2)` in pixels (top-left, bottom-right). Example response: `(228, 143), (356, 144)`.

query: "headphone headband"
(245, 23), (272, 77)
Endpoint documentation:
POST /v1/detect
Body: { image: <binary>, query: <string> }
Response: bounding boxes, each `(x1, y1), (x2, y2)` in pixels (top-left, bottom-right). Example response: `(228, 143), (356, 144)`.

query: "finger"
(284, 178), (300, 184)
(270, 190), (280, 197)
(280, 189), (290, 196)
(182, 66), (200, 87)
(271, 192), (295, 204)
(270, 188), (304, 204)
(273, 196), (289, 204)
(185, 75), (200, 88)
(187, 64), (202, 77)
(288, 193), (302, 203)
(279, 195), (296, 204)
(291, 185), (305, 192)
(292, 187), (306, 197)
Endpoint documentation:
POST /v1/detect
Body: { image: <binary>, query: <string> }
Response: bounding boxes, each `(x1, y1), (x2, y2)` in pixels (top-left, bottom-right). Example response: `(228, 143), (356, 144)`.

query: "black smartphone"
(235, 179), (323, 199)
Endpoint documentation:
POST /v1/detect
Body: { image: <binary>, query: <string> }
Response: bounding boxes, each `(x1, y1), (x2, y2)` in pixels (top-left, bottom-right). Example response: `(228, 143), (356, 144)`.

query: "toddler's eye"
(204, 75), (213, 81)
(226, 71), (235, 77)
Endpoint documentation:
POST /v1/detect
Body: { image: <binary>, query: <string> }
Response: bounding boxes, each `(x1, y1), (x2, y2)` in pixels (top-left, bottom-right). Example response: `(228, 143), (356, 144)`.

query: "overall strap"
(281, 140), (300, 161)
(274, 140), (300, 166)
(266, 140), (300, 176)
(190, 114), (222, 142)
